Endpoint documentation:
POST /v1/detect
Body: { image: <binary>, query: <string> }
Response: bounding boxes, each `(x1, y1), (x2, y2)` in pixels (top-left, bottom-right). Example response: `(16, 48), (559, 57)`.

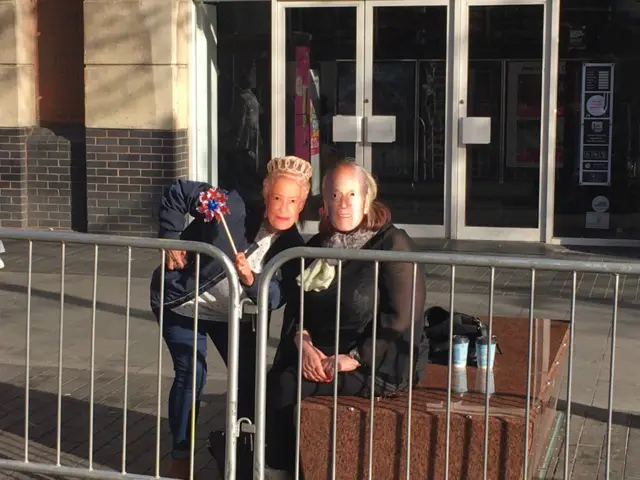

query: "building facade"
(0, 0), (189, 236)
(1, 0), (640, 245)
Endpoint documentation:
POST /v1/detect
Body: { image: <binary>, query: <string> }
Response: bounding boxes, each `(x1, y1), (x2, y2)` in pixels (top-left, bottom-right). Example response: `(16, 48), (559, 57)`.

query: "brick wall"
(86, 128), (189, 236)
(25, 126), (87, 230)
(0, 0), (191, 237)
(0, 128), (28, 228)
(1, 126), (188, 235)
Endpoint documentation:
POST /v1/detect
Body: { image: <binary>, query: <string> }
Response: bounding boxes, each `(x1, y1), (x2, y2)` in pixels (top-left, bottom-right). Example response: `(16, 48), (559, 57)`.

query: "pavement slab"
(0, 238), (639, 478)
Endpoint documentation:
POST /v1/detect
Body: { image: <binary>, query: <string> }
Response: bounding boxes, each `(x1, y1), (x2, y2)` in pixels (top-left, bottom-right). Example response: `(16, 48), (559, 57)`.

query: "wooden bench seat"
(298, 316), (570, 480)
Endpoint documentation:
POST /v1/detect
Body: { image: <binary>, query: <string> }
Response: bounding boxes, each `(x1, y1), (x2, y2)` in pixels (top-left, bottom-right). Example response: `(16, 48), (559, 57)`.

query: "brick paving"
(0, 237), (639, 478)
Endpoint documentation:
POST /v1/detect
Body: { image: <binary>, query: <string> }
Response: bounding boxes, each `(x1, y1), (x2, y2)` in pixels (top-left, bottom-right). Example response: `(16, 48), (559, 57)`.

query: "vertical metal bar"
(523, 269), (536, 480)
(24, 240), (33, 462)
(444, 265), (455, 480)
(190, 253), (201, 480)
(564, 271), (577, 479)
(154, 250), (166, 478)
(404, 264), (418, 480)
(56, 242), (66, 466)
(225, 254), (240, 480)
(367, 261), (380, 480)
(482, 267), (495, 480)
(413, 61), (420, 183)
(255, 260), (272, 480)
(498, 60), (506, 185)
(604, 274), (619, 479)
(295, 258), (305, 480)
(331, 261), (343, 480)
(121, 247), (132, 473)
(88, 245), (99, 470)
(541, 0), (561, 243)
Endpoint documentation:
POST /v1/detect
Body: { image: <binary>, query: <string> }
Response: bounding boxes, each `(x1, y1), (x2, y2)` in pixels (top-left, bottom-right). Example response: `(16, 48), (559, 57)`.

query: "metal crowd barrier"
(0, 228), (242, 480)
(255, 247), (640, 480)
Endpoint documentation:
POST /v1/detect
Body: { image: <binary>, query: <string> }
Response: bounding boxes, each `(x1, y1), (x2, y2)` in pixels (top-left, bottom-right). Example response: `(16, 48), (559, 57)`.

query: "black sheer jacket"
(272, 222), (427, 392)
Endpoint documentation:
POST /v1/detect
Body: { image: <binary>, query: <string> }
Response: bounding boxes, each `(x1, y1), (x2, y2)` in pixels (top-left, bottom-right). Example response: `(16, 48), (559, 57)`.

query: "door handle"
(365, 116), (396, 143)
(332, 115), (363, 143)
(460, 117), (491, 145)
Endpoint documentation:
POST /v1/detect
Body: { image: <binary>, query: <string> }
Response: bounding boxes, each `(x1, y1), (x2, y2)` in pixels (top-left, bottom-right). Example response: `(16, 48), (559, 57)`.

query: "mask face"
(324, 166), (367, 233)
(265, 176), (305, 231)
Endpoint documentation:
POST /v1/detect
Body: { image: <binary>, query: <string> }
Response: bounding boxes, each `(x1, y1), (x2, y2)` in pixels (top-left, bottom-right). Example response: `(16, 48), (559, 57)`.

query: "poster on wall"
(309, 70), (321, 196)
(293, 47), (321, 195)
(506, 62), (565, 168)
(579, 63), (615, 186)
(294, 46), (311, 162)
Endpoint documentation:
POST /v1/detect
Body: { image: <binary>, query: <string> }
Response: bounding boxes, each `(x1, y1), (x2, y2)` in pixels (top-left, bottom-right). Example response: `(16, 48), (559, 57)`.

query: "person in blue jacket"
(149, 156), (312, 479)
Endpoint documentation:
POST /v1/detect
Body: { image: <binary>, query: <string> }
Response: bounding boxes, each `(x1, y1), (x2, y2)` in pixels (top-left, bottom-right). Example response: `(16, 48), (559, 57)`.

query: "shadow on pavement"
(556, 399), (640, 428)
(0, 381), (226, 477)
(0, 281), (155, 323)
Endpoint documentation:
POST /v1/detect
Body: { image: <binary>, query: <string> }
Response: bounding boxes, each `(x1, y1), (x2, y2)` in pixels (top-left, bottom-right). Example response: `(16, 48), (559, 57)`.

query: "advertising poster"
(579, 63), (615, 186)
(294, 46), (310, 161)
(309, 69), (321, 195)
(506, 62), (566, 168)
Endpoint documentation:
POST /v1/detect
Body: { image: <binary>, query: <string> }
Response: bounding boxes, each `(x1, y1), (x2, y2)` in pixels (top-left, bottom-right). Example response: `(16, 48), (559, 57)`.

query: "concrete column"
(84, 0), (190, 236)
(0, 0), (37, 228)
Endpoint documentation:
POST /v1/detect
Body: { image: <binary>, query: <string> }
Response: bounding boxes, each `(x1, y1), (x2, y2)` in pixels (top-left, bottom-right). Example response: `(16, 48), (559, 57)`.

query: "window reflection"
(465, 6), (544, 229)
(216, 2), (271, 210)
(553, 3), (640, 239)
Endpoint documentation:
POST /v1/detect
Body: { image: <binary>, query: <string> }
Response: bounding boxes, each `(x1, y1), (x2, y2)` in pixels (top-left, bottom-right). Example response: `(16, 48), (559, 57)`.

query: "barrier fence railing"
(0, 228), (242, 480)
(3, 229), (639, 480)
(255, 246), (640, 480)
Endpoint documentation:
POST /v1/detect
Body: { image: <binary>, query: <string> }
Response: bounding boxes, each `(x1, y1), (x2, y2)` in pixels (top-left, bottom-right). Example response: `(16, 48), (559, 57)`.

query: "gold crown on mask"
(267, 156), (313, 182)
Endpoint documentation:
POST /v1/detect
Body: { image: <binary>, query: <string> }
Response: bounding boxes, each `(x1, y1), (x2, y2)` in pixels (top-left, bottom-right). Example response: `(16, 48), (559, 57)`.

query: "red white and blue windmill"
(196, 187), (237, 255)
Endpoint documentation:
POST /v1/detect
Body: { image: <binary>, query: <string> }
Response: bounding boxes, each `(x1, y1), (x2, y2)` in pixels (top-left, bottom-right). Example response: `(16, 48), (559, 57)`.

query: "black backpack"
(423, 306), (490, 366)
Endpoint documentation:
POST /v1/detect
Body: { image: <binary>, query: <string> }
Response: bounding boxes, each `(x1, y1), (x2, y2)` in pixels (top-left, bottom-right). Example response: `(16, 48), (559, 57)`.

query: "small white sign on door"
(585, 212), (610, 230)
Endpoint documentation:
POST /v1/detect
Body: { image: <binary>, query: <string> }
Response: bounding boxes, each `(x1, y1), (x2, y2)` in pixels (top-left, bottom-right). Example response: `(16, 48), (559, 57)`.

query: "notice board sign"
(579, 63), (615, 186)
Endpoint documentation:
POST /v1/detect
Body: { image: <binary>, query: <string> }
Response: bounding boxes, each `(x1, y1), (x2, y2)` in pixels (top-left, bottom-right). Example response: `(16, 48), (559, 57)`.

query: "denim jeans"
(157, 308), (259, 460)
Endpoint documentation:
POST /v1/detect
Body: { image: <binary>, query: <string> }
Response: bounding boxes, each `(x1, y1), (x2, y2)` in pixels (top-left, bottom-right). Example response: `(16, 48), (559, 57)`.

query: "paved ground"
(0, 238), (639, 479)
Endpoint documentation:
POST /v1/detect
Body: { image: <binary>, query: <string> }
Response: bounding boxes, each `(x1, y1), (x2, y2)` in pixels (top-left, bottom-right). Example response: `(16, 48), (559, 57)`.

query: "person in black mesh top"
(265, 160), (429, 477)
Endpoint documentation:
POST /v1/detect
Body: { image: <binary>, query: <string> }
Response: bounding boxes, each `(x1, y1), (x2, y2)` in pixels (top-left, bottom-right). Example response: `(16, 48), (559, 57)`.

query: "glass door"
(456, 0), (548, 241)
(273, 2), (364, 227)
(364, 1), (449, 237)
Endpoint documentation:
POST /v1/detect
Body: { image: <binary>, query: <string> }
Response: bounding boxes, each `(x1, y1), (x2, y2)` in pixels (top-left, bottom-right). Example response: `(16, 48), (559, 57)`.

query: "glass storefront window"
(284, 6), (358, 218)
(465, 5), (544, 229)
(208, 0), (639, 242)
(371, 6), (447, 226)
(216, 2), (271, 211)
(553, 2), (640, 239)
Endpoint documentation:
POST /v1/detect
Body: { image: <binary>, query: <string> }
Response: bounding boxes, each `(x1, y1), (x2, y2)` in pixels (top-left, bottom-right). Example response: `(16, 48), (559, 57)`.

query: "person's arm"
(158, 179), (213, 239)
(243, 232), (304, 309)
(354, 229), (426, 368)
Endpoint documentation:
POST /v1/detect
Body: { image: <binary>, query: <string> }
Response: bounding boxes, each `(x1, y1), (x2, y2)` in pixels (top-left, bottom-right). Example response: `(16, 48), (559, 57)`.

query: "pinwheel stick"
(217, 213), (238, 256)
(196, 187), (238, 256)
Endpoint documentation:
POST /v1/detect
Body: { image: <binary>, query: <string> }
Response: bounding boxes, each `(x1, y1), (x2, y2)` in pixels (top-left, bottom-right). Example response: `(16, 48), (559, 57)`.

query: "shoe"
(0, 258), (4, 269)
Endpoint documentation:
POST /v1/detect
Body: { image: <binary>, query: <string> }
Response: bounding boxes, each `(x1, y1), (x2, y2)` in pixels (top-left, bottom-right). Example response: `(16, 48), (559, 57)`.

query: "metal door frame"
(272, 0), (365, 235)
(272, 0), (452, 238)
(271, 0), (560, 241)
(272, 0), (366, 163)
(453, 0), (558, 241)
(364, 0), (451, 238)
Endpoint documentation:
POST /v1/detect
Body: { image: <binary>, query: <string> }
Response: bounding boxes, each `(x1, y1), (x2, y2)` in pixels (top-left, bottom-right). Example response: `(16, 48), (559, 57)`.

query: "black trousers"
(265, 365), (374, 472)
(153, 308), (260, 458)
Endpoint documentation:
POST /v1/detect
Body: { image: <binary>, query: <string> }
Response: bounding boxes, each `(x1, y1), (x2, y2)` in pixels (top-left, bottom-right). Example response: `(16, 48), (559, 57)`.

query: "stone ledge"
(298, 317), (569, 480)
